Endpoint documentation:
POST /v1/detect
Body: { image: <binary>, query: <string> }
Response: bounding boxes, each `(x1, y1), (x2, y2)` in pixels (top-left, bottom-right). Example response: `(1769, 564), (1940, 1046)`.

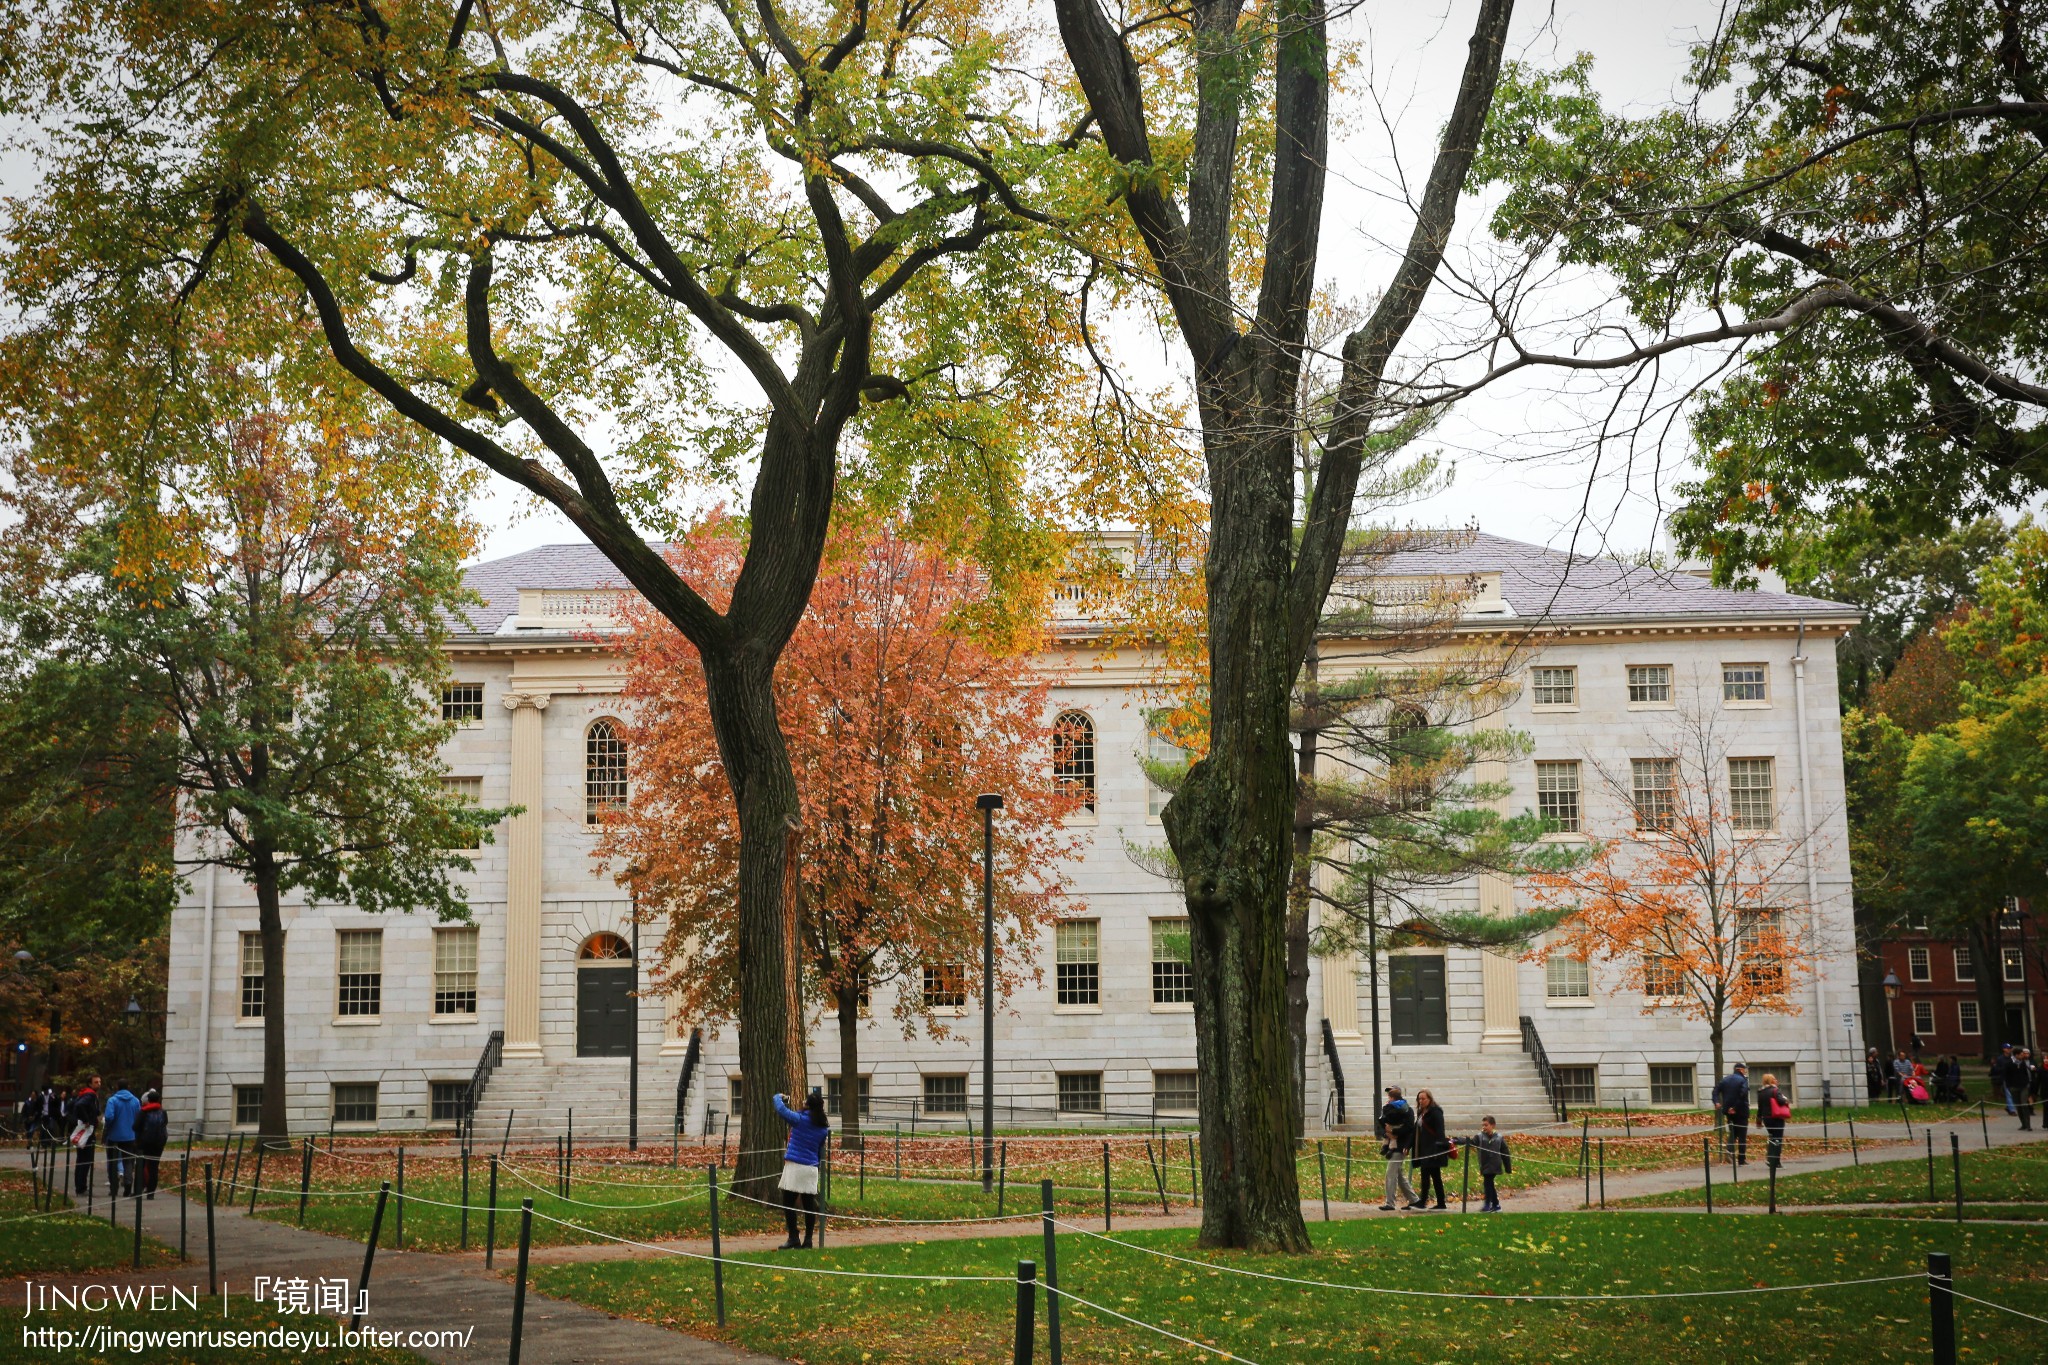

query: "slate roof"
(457, 541), (649, 637)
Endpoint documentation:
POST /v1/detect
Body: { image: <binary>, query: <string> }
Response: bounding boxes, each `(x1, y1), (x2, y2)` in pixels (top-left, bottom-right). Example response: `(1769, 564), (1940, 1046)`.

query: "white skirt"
(779, 1161), (820, 1195)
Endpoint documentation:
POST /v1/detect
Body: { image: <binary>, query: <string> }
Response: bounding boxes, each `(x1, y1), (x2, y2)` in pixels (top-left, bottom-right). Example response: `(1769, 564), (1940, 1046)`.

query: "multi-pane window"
(1954, 946), (1975, 982)
(1908, 946), (1931, 982)
(332, 1083), (379, 1125)
(1627, 664), (1673, 704)
(1535, 760), (1581, 832)
(1057, 1072), (1103, 1114)
(828, 971), (872, 1015)
(922, 964), (967, 1010)
(336, 930), (383, 1017)
(1146, 720), (1184, 818)
(1912, 1000), (1936, 1036)
(434, 927), (479, 1016)
(239, 932), (266, 1019)
(1722, 664), (1768, 703)
(1648, 1065), (1695, 1105)
(923, 1074), (968, 1114)
(1154, 1072), (1199, 1115)
(1728, 758), (1775, 832)
(826, 1075), (871, 1118)
(1631, 758), (1677, 830)
(1554, 1066), (1598, 1106)
(1642, 952), (1684, 998)
(1737, 908), (1786, 993)
(1545, 954), (1591, 1000)
(1055, 920), (1101, 1006)
(431, 1081), (470, 1125)
(1530, 666), (1577, 707)
(1959, 1000), (1981, 1035)
(1151, 919), (1193, 1005)
(2004, 947), (2025, 983)
(441, 683), (485, 724)
(234, 1086), (263, 1128)
(1053, 711), (1097, 812)
(441, 776), (482, 848)
(728, 1076), (745, 1111)
(586, 719), (628, 824)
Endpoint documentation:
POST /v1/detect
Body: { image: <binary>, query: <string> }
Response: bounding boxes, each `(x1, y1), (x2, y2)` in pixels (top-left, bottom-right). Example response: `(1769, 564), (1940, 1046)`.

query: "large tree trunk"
(836, 981), (862, 1149)
(1966, 912), (2009, 1066)
(1286, 646), (1321, 1140)
(253, 847), (289, 1143)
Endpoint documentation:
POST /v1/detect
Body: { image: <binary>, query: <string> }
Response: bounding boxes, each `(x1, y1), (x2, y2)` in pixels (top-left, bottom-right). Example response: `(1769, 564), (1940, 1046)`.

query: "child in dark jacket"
(1467, 1116), (1512, 1212)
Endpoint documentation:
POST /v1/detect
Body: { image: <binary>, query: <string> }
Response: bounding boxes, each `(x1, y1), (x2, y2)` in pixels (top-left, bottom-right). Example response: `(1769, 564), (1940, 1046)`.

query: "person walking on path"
(135, 1089), (168, 1196)
(1467, 1116), (1512, 1213)
(2003, 1048), (2035, 1131)
(1410, 1089), (1450, 1210)
(1714, 1063), (1750, 1165)
(1756, 1072), (1791, 1168)
(772, 1088), (830, 1249)
(1865, 1047), (1885, 1102)
(67, 1076), (100, 1196)
(101, 1079), (140, 1197)
(1376, 1086), (1418, 1211)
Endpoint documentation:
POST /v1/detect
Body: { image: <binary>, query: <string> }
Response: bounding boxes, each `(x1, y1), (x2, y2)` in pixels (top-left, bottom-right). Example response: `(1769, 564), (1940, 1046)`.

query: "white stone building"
(160, 531), (1868, 1137)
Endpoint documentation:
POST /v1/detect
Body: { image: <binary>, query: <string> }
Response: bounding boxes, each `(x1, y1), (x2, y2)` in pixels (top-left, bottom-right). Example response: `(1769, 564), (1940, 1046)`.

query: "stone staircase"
(466, 1049), (709, 1146)
(1319, 1041), (1561, 1134)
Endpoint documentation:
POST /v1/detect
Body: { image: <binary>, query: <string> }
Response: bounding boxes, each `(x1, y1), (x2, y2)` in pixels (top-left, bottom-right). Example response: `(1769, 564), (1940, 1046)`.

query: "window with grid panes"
(1722, 663), (1768, 703)
(727, 1076), (744, 1111)
(1057, 1072), (1103, 1113)
(234, 1086), (263, 1127)
(586, 720), (628, 824)
(1554, 1066), (1598, 1105)
(1959, 1000), (1981, 1035)
(1913, 1000), (1935, 1036)
(434, 927), (479, 1015)
(1627, 664), (1673, 704)
(1154, 1072), (1198, 1114)
(1531, 666), (1577, 706)
(1642, 952), (1683, 998)
(1545, 954), (1590, 999)
(1648, 1065), (1695, 1105)
(1728, 758), (1775, 831)
(2005, 947), (2025, 982)
(1056, 920), (1100, 1005)
(239, 932), (265, 1018)
(923, 1074), (967, 1114)
(441, 683), (485, 723)
(440, 776), (482, 847)
(1954, 946), (1975, 981)
(332, 1083), (378, 1124)
(1909, 946), (1931, 981)
(922, 963), (967, 1009)
(1737, 908), (1786, 992)
(1632, 758), (1676, 830)
(1053, 711), (1096, 812)
(335, 930), (382, 1017)
(826, 1075), (870, 1117)
(1151, 919), (1193, 1004)
(1535, 761), (1581, 832)
(431, 1082), (470, 1124)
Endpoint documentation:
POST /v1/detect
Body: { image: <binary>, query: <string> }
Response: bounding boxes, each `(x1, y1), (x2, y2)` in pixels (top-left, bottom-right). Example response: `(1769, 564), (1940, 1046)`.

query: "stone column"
(502, 691), (550, 1059)
(1321, 949), (1361, 1036)
(1476, 703), (1523, 1051)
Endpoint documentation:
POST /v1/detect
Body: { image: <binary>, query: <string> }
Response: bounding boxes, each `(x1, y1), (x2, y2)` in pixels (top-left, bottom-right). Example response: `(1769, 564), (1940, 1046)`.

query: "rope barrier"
(1043, 1282), (1264, 1364)
(717, 1184), (1041, 1226)
(522, 1208), (1017, 1283)
(1947, 1287), (2048, 1326)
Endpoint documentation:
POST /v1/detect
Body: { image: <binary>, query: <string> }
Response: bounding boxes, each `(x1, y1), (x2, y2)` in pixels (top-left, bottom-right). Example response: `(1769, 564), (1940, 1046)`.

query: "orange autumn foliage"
(599, 521), (1085, 1035)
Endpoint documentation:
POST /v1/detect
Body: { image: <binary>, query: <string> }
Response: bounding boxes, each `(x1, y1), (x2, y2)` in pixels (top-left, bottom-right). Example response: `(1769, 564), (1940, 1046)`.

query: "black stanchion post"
(131, 1188), (143, 1269)
(1100, 1142), (1111, 1231)
(509, 1200), (534, 1365)
(1318, 1146), (1330, 1221)
(1040, 1179), (1062, 1365)
(1902, 1100), (1913, 1140)
(1622, 1097), (1631, 1137)
(203, 1162), (217, 1296)
(1928, 1251), (1956, 1365)
(1147, 1140), (1169, 1215)
(566, 1110), (573, 1196)
(1012, 1261), (1037, 1365)
(486, 1156), (500, 1269)
(1950, 1132), (1962, 1224)
(819, 1145), (830, 1249)
(351, 1182), (390, 1332)
(1701, 1138), (1712, 1214)
(707, 1165), (726, 1328)
(1187, 1135), (1198, 1208)
(178, 1154), (188, 1260)
(1767, 1160), (1777, 1215)
(299, 1138), (313, 1226)
(228, 1131), (244, 1204)
(1460, 1143), (1471, 1214)
(1598, 1139), (1606, 1209)
(859, 1140), (866, 1200)
(1849, 1116), (1860, 1166)
(1822, 1093), (1829, 1142)
(461, 1148), (471, 1250)
(1927, 1131), (1935, 1202)
(247, 1140), (266, 1214)
(1979, 1104), (1990, 1152)
(895, 1124), (901, 1178)
(998, 1140), (1009, 1215)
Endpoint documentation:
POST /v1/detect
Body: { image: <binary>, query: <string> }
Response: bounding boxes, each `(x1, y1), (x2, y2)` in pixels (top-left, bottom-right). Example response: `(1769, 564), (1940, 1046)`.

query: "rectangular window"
(1648, 1065), (1695, 1106)
(2004, 946), (2025, 983)
(1737, 908), (1786, 992)
(1959, 1000), (1981, 1035)
(1642, 952), (1684, 999)
(1721, 664), (1768, 703)
(1531, 666), (1578, 707)
(1545, 954), (1590, 1000)
(1055, 920), (1101, 1006)
(441, 776), (483, 848)
(239, 932), (266, 1019)
(1954, 946), (1975, 982)
(1632, 758), (1677, 830)
(1151, 919), (1193, 1004)
(430, 1081), (470, 1125)
(1554, 1065), (1598, 1106)
(1912, 1000), (1936, 1036)
(441, 683), (485, 724)
(234, 1086), (263, 1128)
(1535, 761), (1581, 833)
(1627, 664), (1673, 704)
(1146, 720), (1184, 818)
(826, 1075), (871, 1118)
(434, 927), (479, 1016)
(828, 972), (872, 1015)
(1728, 758), (1775, 832)
(1153, 1072), (1199, 1116)
(336, 930), (383, 1017)
(332, 1083), (379, 1125)
(1908, 946), (1931, 982)
(922, 1074), (967, 1115)
(727, 1076), (744, 1112)
(922, 963), (968, 1010)
(1056, 1072), (1103, 1114)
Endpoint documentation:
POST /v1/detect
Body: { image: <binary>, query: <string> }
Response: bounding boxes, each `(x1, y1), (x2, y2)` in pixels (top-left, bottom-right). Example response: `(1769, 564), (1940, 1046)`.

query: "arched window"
(1052, 710), (1096, 812)
(586, 719), (628, 825)
(578, 931), (633, 962)
(1386, 706), (1433, 811)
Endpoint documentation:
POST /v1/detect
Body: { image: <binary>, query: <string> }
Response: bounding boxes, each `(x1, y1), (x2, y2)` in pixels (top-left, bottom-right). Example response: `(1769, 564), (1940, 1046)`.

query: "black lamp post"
(976, 792), (1003, 1193)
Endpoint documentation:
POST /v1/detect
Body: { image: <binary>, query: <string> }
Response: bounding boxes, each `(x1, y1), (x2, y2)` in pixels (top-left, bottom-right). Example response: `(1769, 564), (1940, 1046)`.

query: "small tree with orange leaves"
(1529, 706), (1821, 1092)
(600, 523), (1083, 1143)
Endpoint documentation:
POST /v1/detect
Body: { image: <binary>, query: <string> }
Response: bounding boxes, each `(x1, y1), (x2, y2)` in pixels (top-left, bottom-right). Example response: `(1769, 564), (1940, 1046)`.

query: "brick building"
(1875, 906), (2045, 1064)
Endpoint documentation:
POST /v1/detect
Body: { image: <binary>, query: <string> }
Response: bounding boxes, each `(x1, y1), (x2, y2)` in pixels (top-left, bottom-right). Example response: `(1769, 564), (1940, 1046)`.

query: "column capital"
(502, 690), (553, 712)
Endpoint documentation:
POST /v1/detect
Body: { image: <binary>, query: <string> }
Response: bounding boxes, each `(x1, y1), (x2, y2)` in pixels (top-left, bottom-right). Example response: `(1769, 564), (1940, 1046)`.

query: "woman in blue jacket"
(773, 1089), (830, 1249)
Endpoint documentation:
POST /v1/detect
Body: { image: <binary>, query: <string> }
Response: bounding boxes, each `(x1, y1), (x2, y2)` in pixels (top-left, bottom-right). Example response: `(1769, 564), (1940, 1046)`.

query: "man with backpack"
(134, 1089), (169, 1196)
(1377, 1085), (1419, 1210)
(100, 1079), (140, 1198)
(1713, 1062), (1750, 1165)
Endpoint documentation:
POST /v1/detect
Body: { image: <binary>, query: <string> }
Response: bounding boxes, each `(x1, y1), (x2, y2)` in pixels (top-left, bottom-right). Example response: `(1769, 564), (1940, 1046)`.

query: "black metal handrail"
(1519, 1015), (1567, 1122)
(1320, 1017), (1348, 1125)
(462, 1030), (504, 1145)
(673, 1027), (702, 1132)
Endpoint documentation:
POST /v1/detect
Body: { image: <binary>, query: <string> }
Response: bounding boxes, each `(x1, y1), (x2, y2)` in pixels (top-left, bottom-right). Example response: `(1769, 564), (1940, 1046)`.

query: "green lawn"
(0, 1297), (427, 1365)
(529, 1211), (2048, 1364)
(0, 1169), (178, 1279)
(1618, 1137), (2048, 1210)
